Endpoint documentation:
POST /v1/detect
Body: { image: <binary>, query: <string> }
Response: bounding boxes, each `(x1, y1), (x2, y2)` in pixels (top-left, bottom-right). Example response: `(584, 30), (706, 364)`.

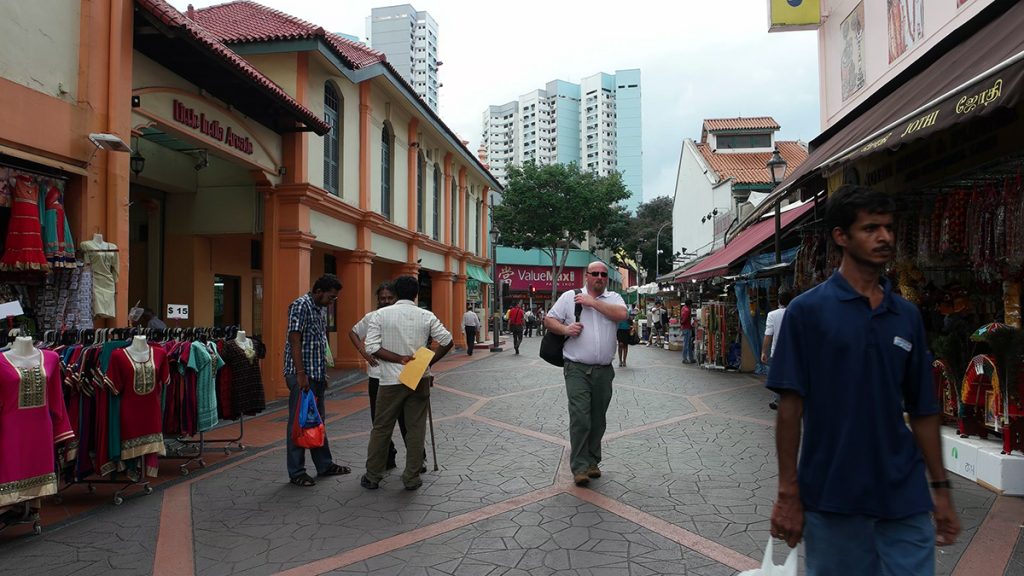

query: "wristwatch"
(929, 479), (952, 489)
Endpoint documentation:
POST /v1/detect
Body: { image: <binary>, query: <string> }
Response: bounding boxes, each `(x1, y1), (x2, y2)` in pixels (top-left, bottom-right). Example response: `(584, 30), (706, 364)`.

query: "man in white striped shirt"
(362, 275), (453, 490)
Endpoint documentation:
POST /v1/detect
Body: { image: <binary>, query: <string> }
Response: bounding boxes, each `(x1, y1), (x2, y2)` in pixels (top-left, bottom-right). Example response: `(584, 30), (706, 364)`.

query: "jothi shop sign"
(496, 265), (583, 292)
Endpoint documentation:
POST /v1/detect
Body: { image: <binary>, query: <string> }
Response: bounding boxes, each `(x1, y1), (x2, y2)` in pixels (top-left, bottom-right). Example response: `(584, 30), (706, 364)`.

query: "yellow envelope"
(399, 347), (435, 390)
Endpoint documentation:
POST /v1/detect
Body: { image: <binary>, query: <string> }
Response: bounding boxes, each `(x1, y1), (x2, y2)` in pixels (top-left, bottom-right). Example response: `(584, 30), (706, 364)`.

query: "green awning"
(466, 264), (493, 284)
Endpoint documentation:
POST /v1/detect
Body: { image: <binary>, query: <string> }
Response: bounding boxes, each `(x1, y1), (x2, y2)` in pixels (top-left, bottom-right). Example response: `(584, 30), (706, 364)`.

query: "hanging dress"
(41, 180), (76, 268)
(187, 341), (224, 433)
(220, 338), (267, 417)
(0, 174), (49, 271)
(0, 349), (75, 506)
(108, 346), (169, 477)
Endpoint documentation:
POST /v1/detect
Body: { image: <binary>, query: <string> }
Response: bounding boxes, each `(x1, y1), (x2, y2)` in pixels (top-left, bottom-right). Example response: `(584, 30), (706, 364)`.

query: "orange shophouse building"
(0, 0), (499, 402)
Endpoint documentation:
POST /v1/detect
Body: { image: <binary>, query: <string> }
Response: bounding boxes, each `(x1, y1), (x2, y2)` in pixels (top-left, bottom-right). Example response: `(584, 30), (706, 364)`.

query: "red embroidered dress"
(0, 350), (74, 506)
(108, 346), (170, 476)
(0, 175), (49, 271)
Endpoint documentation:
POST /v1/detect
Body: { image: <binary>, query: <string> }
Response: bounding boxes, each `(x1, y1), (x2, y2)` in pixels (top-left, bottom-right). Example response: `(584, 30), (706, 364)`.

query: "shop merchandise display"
(0, 174), (49, 272)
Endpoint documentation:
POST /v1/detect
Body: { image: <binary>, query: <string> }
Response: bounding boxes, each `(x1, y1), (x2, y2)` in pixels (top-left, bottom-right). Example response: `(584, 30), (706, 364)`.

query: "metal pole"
(655, 222), (669, 282)
(774, 200), (782, 265)
(490, 225), (502, 352)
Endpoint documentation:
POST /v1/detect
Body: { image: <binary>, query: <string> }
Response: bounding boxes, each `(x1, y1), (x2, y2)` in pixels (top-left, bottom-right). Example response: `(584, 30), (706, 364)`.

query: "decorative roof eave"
(134, 0), (330, 135)
(233, 37), (503, 191)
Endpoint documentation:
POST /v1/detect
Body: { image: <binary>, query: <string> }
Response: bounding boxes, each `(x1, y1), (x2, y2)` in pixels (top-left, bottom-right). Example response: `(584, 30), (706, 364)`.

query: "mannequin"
(4, 336), (40, 370)
(126, 335), (150, 363)
(80, 233), (119, 318)
(235, 330), (251, 348)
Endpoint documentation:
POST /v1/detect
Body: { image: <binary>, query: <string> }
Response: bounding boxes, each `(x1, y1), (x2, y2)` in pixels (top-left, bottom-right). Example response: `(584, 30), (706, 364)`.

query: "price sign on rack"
(166, 304), (190, 320)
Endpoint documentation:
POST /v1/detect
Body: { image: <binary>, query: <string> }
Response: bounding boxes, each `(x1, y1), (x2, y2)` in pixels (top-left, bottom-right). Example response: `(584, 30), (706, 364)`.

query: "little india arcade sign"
(173, 99), (254, 155)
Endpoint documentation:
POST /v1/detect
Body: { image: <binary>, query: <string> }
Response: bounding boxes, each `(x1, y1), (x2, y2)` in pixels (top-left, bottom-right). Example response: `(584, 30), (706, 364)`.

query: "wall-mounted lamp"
(88, 133), (132, 153)
(130, 149), (146, 176)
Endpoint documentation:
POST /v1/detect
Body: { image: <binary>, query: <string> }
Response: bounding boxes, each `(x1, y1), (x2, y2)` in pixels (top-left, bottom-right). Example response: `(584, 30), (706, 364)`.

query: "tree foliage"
(616, 196), (674, 283)
(492, 162), (631, 300)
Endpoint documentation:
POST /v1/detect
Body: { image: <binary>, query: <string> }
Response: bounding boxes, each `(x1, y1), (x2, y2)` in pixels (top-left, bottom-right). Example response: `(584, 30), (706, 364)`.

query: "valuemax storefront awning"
(676, 202), (815, 283)
(745, 1), (1024, 224)
(466, 264), (493, 284)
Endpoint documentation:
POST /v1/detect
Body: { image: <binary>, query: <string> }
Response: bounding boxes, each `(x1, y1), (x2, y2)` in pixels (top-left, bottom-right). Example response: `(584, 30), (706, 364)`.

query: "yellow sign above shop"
(768, 0), (821, 32)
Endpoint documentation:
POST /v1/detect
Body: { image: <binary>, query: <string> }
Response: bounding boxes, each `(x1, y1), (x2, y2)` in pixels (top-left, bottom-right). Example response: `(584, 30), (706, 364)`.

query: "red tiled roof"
(703, 117), (781, 133)
(193, 1), (387, 70)
(135, 0), (330, 134)
(696, 140), (808, 185)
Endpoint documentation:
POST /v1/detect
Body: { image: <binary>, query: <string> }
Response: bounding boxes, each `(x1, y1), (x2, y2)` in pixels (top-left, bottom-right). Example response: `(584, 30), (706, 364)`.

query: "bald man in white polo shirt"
(543, 261), (628, 486)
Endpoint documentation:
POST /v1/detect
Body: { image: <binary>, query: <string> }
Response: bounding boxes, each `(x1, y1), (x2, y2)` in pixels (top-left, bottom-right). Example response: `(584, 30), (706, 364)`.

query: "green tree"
(492, 162), (630, 300)
(616, 196), (674, 283)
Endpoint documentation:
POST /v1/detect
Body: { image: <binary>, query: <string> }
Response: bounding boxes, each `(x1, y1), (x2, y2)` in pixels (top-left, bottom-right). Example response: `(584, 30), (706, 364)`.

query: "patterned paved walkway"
(0, 337), (1020, 575)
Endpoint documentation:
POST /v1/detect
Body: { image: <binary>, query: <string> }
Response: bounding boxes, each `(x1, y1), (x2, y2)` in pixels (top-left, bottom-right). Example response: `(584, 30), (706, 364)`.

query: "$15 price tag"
(166, 304), (190, 319)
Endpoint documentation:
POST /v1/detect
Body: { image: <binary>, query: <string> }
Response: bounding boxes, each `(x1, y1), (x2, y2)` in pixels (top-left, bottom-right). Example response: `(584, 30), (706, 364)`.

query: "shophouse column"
(337, 248), (375, 369)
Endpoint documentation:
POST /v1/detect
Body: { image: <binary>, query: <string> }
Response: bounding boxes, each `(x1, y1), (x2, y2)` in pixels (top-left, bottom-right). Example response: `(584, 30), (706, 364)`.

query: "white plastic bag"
(738, 538), (798, 576)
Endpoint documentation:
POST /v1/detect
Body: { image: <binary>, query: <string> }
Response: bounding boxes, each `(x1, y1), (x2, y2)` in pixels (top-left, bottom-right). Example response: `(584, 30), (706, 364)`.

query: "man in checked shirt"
(361, 275), (453, 490)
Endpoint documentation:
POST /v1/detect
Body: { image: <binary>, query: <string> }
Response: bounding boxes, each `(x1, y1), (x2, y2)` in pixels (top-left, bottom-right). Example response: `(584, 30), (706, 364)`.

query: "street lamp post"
(655, 221), (670, 282)
(766, 148), (789, 265)
(489, 218), (503, 353)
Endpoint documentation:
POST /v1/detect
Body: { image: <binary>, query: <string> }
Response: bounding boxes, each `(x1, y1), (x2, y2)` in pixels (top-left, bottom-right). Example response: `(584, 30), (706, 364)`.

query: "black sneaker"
(359, 475), (379, 490)
(768, 401), (778, 410)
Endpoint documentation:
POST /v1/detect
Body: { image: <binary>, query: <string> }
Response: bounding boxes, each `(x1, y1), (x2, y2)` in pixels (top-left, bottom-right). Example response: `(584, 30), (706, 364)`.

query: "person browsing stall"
(767, 186), (960, 575)
(543, 262), (627, 486)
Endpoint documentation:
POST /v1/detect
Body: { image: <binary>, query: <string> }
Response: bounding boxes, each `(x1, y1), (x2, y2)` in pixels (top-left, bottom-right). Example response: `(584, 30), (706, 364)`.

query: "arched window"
(450, 175), (458, 245)
(432, 163), (441, 240)
(417, 151), (426, 232)
(323, 83), (340, 195)
(381, 123), (393, 220)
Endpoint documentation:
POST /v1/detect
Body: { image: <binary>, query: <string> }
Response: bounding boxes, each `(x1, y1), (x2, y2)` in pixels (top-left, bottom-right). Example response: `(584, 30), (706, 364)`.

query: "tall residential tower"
(481, 69), (643, 212)
(367, 4), (440, 111)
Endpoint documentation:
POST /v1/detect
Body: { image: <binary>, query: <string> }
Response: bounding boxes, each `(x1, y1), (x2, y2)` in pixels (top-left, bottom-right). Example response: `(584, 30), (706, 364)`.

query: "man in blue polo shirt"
(767, 186), (959, 575)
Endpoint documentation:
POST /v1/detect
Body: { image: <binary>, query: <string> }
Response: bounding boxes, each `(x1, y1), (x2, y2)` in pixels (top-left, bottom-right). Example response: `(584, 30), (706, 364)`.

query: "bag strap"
(573, 289), (583, 322)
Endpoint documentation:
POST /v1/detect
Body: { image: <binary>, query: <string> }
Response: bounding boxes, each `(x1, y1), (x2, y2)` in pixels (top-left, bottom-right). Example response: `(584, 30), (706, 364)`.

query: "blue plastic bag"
(298, 390), (322, 428)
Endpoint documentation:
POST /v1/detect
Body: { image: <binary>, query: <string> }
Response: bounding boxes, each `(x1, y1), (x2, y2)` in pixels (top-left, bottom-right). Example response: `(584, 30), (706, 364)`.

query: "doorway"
(214, 274), (241, 327)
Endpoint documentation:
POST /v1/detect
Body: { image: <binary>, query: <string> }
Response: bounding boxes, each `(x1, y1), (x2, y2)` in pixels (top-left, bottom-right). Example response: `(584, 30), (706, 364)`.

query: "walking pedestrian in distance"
(349, 281), (407, 470)
(680, 299), (695, 364)
(361, 275), (453, 491)
(462, 303), (480, 356)
(284, 274), (350, 487)
(761, 289), (792, 410)
(543, 262), (627, 486)
(767, 186), (960, 575)
(508, 302), (525, 354)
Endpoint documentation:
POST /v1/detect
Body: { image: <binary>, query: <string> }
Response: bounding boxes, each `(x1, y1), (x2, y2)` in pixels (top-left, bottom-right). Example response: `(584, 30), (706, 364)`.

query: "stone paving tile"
(323, 493), (737, 576)
(595, 412), (996, 572)
(191, 416), (561, 575)
(1007, 528), (1024, 576)
(476, 385), (696, 439)
(699, 386), (777, 422)
(0, 488), (161, 575)
(615, 364), (757, 398)
(436, 360), (562, 399)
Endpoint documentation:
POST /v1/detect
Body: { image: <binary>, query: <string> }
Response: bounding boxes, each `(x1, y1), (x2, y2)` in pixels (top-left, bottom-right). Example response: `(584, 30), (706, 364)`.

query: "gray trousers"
(564, 361), (615, 475)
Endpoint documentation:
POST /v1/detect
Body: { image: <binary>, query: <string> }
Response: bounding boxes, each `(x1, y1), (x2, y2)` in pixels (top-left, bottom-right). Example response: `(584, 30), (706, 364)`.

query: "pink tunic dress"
(0, 349), (74, 506)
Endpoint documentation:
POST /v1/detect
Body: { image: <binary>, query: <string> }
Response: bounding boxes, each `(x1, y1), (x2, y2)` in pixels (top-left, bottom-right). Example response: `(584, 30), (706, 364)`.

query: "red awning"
(676, 202), (815, 283)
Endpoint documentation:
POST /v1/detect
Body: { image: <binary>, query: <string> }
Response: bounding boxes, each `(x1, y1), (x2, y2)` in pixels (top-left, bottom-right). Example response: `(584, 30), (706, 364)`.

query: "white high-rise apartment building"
(481, 70), (642, 212)
(367, 5), (439, 111)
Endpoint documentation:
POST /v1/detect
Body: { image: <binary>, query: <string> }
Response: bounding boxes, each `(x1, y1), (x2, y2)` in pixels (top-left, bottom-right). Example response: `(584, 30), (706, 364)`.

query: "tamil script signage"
(496, 265), (583, 292)
(834, 61), (1023, 168)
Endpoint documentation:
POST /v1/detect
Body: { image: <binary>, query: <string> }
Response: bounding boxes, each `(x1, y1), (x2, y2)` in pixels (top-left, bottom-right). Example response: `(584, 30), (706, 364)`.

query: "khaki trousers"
(365, 378), (430, 486)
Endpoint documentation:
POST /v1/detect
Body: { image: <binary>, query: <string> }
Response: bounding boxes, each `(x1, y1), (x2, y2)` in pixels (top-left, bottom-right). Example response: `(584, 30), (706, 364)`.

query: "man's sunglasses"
(587, 271), (609, 278)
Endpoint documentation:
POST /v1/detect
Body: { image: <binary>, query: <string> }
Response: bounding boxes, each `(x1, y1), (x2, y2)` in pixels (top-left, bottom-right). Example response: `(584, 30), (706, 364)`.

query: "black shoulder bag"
(539, 289), (582, 367)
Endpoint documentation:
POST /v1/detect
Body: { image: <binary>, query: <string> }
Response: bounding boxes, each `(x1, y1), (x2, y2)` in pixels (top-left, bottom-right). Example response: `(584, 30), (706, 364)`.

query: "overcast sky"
(170, 0), (821, 204)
